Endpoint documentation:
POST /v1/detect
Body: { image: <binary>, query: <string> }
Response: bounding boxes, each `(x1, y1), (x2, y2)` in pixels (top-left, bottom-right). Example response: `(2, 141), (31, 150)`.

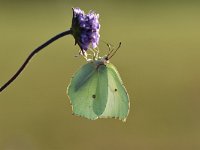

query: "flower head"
(71, 8), (100, 51)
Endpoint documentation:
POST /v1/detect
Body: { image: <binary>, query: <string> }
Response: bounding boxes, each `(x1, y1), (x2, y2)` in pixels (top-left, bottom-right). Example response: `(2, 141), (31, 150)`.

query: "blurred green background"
(0, 0), (200, 150)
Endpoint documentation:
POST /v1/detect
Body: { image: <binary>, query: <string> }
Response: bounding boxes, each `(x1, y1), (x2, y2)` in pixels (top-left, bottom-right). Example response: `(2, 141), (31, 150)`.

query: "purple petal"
(71, 7), (100, 51)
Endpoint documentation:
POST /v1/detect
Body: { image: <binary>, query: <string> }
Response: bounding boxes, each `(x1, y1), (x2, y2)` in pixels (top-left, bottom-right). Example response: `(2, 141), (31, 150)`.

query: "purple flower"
(71, 8), (100, 51)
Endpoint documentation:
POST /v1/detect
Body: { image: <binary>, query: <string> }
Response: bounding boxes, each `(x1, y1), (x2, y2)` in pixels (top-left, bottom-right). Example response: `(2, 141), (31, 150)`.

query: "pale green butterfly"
(67, 43), (130, 122)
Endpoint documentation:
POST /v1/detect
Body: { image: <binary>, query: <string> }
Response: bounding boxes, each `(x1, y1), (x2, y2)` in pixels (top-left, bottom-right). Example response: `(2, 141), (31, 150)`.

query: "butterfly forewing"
(67, 62), (99, 120)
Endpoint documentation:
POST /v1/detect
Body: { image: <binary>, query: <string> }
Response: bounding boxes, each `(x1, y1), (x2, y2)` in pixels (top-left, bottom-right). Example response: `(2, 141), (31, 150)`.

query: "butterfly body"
(67, 58), (129, 122)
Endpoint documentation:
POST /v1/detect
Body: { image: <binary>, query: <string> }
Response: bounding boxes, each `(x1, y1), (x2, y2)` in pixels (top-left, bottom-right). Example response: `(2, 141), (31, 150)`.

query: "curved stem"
(0, 30), (72, 93)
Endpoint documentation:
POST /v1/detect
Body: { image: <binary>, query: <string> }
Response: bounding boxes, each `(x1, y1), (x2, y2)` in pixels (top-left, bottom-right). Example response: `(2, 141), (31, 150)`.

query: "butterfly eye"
(114, 89), (117, 92)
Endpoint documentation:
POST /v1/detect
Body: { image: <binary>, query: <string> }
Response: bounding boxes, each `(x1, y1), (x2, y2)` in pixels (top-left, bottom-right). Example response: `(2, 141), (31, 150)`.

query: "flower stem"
(0, 30), (72, 93)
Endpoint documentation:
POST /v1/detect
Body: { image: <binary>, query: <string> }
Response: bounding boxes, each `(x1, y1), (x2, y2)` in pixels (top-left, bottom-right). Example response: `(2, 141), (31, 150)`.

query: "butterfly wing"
(93, 65), (108, 116)
(99, 63), (130, 122)
(67, 62), (98, 120)
(67, 62), (108, 120)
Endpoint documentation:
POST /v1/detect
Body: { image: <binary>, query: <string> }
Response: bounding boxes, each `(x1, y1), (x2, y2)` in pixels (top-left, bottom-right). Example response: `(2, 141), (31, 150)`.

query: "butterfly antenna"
(107, 43), (111, 51)
(107, 42), (121, 60)
(106, 43), (116, 58)
(101, 40), (114, 51)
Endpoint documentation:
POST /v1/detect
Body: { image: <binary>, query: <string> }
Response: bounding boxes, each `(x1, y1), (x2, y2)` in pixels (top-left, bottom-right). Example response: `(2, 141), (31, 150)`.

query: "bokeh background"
(0, 0), (200, 150)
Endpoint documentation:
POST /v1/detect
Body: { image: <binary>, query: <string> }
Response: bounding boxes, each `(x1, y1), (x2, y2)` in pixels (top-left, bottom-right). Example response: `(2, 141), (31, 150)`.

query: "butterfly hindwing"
(99, 63), (130, 122)
(93, 64), (108, 116)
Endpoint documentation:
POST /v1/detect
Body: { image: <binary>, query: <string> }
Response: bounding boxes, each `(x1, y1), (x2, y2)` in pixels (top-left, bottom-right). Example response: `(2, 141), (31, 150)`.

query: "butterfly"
(67, 43), (130, 122)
